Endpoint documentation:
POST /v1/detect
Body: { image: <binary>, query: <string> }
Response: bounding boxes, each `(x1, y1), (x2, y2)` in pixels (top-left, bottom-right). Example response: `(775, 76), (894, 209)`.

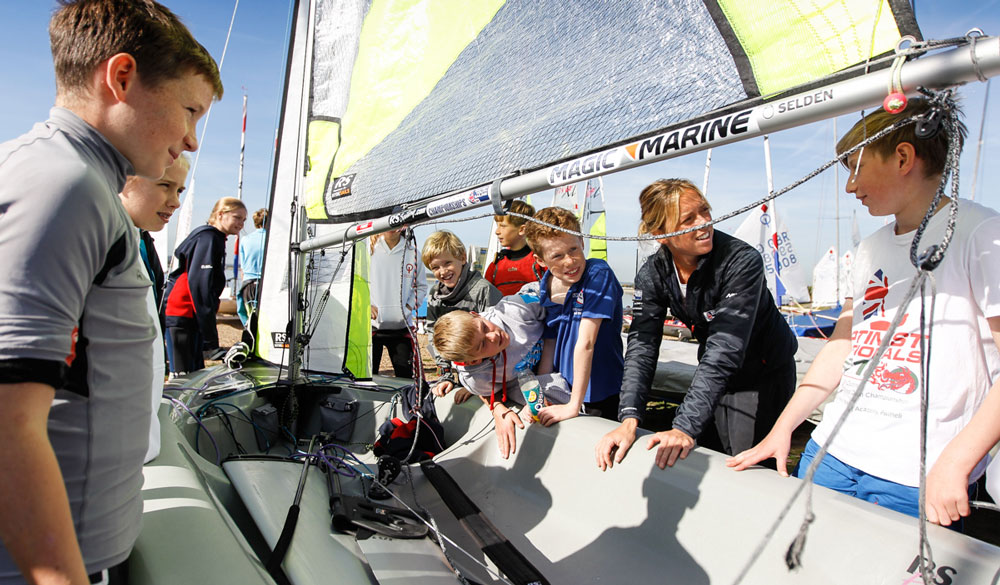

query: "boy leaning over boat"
(433, 292), (572, 459)
(0, 2), (222, 583)
(729, 97), (1000, 528)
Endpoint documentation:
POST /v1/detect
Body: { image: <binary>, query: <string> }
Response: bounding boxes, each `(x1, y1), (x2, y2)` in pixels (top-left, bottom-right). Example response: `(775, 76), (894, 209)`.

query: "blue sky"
(1, 1), (997, 284)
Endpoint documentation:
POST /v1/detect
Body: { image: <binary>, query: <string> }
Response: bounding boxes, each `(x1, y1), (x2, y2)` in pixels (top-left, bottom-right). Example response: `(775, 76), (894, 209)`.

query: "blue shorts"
(795, 438), (920, 517)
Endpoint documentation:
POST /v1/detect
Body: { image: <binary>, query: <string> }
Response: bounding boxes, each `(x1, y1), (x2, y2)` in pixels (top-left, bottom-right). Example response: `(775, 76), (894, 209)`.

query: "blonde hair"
(252, 208), (268, 229)
(495, 199), (535, 227)
(523, 206), (582, 260)
(638, 179), (710, 235)
(835, 97), (966, 178)
(433, 311), (482, 362)
(422, 230), (466, 268)
(121, 153), (190, 192)
(208, 197), (246, 224)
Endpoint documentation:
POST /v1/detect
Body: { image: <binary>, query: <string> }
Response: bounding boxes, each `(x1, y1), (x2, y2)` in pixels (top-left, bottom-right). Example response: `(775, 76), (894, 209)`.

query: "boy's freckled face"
(124, 72), (215, 180)
(535, 234), (586, 285)
(466, 316), (509, 363)
(429, 252), (465, 289)
(845, 149), (903, 218)
(495, 218), (526, 249)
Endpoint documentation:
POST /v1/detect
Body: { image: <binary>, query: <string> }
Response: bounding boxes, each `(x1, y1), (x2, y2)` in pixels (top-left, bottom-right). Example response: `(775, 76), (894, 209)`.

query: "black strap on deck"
(419, 460), (549, 585)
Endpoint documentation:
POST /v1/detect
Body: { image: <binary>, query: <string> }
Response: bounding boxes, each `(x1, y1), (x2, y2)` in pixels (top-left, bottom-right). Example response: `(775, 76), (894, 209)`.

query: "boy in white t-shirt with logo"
(728, 97), (1000, 528)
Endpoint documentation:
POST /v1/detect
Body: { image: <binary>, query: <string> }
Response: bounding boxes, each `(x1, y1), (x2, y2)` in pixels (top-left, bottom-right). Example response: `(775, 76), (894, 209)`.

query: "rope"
(916, 273), (939, 585)
(183, 0), (240, 214)
(357, 464), (517, 585)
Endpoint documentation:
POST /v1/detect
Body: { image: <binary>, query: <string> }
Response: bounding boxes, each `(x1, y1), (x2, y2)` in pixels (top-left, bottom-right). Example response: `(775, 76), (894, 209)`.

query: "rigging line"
(907, 89), (962, 270)
(916, 273), (939, 585)
(185, 0), (240, 197)
(503, 115), (920, 245)
(430, 115), (918, 250)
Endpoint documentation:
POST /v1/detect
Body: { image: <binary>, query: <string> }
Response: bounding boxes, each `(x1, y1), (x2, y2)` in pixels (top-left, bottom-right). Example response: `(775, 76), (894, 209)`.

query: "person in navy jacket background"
(164, 197), (246, 374)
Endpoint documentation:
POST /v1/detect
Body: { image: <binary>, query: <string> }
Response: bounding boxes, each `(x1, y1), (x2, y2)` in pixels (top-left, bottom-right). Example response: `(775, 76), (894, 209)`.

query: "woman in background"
(238, 207), (268, 326)
(163, 197), (246, 375)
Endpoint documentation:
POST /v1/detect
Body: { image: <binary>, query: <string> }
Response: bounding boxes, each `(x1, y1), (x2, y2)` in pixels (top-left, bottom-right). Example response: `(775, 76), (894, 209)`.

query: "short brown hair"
(421, 230), (466, 268)
(638, 179), (710, 236)
(523, 206), (582, 260)
(836, 97), (967, 178)
(495, 199), (535, 227)
(208, 197), (246, 223)
(433, 311), (481, 362)
(252, 208), (268, 229)
(50, 0), (223, 101)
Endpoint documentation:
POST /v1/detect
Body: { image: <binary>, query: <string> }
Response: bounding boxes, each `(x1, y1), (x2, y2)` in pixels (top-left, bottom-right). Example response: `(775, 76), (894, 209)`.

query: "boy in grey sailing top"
(0, 2), (222, 583)
(423, 230), (502, 404)
(434, 291), (570, 459)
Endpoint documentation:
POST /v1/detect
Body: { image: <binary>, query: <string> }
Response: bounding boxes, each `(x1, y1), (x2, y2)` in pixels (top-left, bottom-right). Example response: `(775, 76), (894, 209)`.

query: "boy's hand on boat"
(647, 429), (694, 469)
(595, 419), (638, 471)
(453, 388), (473, 404)
(726, 433), (791, 476)
(493, 407), (524, 459)
(926, 458), (972, 526)
(431, 380), (453, 397)
(537, 403), (577, 427)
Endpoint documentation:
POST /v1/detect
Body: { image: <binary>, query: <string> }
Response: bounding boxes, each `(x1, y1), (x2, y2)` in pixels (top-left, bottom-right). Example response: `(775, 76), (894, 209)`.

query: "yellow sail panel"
(717, 0), (904, 97)
(305, 119), (341, 219)
(344, 241), (372, 377)
(306, 0), (505, 220)
(587, 212), (607, 261)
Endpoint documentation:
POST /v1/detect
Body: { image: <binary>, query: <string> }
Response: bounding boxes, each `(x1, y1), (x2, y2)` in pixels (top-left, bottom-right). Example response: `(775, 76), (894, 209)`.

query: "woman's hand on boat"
(726, 433), (792, 476)
(595, 419), (638, 471)
(647, 428), (695, 469)
(431, 380), (453, 397)
(493, 406), (524, 459)
(537, 403), (578, 427)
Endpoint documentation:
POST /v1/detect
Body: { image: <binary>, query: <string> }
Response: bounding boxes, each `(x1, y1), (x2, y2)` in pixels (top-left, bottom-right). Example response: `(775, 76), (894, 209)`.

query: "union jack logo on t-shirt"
(860, 269), (890, 321)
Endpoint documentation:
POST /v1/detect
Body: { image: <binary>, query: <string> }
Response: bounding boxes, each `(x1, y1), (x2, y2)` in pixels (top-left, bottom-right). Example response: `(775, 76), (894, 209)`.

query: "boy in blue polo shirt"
(525, 206), (624, 423)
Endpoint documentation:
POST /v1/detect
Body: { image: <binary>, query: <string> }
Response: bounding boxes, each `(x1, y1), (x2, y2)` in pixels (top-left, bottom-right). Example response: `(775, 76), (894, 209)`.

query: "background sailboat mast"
(165, 0), (241, 272)
(763, 135), (785, 305)
(970, 79), (991, 201)
(233, 92), (247, 289)
(834, 118), (840, 303)
(702, 148), (712, 195)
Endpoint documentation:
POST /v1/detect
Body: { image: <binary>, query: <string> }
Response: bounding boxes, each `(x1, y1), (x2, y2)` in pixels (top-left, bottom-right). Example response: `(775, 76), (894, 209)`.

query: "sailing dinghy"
(139, 1), (1000, 583)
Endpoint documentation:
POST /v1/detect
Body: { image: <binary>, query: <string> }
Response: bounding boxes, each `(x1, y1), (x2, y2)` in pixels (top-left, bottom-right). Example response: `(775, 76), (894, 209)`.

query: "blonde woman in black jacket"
(596, 179), (797, 471)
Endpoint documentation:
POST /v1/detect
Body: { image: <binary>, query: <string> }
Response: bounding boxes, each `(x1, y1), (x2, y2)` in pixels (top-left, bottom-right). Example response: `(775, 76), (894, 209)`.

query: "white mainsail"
(811, 246), (840, 307)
